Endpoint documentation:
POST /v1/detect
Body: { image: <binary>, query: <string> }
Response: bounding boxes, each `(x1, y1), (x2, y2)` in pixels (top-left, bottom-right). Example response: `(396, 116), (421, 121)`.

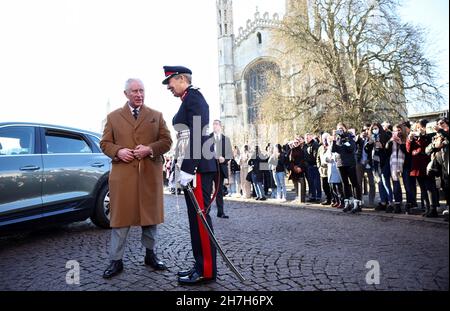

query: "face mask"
(336, 129), (344, 136)
(372, 129), (379, 135)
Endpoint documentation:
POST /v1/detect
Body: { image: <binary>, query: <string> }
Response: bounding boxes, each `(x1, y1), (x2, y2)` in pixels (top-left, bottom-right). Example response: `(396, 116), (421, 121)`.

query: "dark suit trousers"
(213, 173), (225, 216)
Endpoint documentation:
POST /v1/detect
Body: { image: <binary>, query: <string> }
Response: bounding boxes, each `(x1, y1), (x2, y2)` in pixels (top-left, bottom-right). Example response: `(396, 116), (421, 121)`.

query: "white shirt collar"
(128, 103), (141, 113)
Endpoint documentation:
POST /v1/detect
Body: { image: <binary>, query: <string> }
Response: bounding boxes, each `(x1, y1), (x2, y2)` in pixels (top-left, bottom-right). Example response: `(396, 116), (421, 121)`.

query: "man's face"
(438, 120), (449, 131)
(213, 121), (222, 133)
(124, 80), (145, 108)
(305, 134), (312, 143)
(167, 76), (187, 97)
(361, 127), (369, 138)
(336, 125), (345, 132)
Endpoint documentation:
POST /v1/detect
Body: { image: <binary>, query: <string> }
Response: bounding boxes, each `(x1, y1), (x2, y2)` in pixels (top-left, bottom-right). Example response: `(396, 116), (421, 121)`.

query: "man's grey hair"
(175, 74), (192, 85)
(124, 78), (144, 92)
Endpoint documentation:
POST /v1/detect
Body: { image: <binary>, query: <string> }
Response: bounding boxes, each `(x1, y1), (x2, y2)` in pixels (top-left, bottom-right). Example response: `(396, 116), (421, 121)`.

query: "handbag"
(426, 155), (441, 177)
(246, 171), (252, 182)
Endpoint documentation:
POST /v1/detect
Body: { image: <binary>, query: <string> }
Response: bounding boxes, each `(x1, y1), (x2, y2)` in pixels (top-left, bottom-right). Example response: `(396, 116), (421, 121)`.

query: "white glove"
(180, 171), (195, 187)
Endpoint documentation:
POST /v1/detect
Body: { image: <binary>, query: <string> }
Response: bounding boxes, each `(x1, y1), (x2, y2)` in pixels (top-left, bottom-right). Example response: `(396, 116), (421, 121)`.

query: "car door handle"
(19, 165), (41, 171)
(91, 162), (105, 168)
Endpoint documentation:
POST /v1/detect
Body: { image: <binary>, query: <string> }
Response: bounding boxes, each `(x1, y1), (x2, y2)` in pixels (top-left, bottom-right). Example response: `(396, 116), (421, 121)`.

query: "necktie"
(133, 108), (139, 120)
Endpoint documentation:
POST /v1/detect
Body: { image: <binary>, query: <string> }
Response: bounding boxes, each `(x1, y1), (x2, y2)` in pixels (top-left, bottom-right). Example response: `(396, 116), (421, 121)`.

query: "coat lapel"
(135, 105), (151, 129)
(119, 103), (136, 127)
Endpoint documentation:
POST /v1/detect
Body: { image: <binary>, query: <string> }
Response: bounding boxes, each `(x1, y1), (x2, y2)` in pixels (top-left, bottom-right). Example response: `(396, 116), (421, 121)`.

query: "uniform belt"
(177, 130), (190, 140)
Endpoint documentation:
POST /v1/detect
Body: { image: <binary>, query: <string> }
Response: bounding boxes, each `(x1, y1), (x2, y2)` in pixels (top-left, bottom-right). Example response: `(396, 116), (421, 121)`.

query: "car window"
(0, 126), (35, 155)
(88, 134), (101, 151)
(45, 132), (92, 154)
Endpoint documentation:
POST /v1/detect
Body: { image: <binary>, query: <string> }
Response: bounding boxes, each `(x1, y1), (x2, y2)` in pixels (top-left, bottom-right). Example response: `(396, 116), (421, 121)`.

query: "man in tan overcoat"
(100, 78), (172, 279)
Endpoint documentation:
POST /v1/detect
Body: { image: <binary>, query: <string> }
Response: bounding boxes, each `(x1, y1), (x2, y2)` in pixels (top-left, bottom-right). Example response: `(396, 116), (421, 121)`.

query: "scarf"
(390, 141), (405, 181)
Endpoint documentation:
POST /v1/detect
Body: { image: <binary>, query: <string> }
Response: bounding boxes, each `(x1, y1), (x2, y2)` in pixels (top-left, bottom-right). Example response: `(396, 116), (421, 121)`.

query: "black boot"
(321, 198), (332, 205)
(177, 267), (196, 277)
(351, 200), (362, 214)
(404, 203), (412, 215)
(386, 204), (394, 213)
(425, 207), (439, 218)
(103, 260), (123, 279)
(394, 203), (402, 214)
(145, 249), (167, 270)
(375, 202), (387, 211)
(343, 199), (352, 212)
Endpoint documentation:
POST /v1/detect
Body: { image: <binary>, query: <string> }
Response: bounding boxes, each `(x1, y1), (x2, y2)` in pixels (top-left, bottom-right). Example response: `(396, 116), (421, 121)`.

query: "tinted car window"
(88, 134), (101, 151)
(0, 126), (34, 155)
(45, 132), (92, 154)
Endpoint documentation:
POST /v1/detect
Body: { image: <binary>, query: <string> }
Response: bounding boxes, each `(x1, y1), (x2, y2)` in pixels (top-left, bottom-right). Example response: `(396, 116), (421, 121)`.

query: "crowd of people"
(164, 117), (449, 222)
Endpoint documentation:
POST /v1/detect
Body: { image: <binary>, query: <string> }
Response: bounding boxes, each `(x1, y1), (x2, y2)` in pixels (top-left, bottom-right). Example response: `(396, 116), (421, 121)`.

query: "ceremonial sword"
(183, 184), (246, 282)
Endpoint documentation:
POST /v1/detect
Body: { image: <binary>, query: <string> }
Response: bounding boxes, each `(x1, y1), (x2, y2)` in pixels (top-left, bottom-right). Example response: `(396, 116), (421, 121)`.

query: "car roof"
(0, 122), (101, 137)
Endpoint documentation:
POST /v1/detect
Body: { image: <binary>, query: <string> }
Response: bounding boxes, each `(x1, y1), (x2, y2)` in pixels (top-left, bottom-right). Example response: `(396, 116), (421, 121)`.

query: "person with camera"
(406, 119), (439, 217)
(366, 122), (392, 211)
(304, 133), (322, 203)
(356, 124), (376, 207)
(430, 117), (449, 221)
(240, 145), (252, 199)
(286, 136), (307, 203)
(331, 123), (362, 213)
(425, 117), (449, 219)
(269, 143), (289, 201)
(248, 146), (267, 201)
(317, 132), (333, 205)
(400, 121), (416, 214)
(229, 145), (242, 197)
(385, 124), (408, 213)
(324, 134), (344, 208)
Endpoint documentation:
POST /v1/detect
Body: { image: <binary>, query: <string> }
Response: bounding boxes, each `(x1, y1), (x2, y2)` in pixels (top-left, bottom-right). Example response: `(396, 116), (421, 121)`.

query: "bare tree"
(260, 0), (445, 135)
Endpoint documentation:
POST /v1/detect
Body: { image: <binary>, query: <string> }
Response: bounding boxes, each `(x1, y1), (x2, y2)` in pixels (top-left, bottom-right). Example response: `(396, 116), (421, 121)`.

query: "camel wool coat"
(100, 103), (172, 228)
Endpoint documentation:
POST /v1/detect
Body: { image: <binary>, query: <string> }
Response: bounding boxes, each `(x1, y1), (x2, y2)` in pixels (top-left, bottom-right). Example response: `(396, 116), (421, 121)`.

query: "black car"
(0, 122), (111, 233)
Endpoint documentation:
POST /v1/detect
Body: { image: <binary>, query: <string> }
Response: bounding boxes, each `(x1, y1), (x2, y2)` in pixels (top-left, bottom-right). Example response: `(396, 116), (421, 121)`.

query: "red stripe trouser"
(183, 172), (217, 278)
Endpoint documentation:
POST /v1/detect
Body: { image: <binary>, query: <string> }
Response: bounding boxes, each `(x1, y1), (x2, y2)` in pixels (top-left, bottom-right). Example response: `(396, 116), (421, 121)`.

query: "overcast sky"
(0, 0), (448, 133)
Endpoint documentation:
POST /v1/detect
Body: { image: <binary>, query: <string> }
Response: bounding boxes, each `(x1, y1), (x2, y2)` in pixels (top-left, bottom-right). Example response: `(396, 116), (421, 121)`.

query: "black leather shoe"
(217, 214), (229, 219)
(145, 250), (167, 270)
(425, 208), (439, 218)
(103, 260), (123, 279)
(177, 267), (196, 277)
(386, 204), (394, 213)
(178, 271), (215, 285)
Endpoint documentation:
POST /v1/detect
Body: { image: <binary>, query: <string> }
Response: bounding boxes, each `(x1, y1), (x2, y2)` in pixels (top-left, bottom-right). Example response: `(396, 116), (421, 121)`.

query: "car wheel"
(90, 184), (111, 229)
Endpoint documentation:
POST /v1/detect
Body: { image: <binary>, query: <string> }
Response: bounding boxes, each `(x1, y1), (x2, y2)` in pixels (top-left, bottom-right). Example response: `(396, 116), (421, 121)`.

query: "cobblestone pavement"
(0, 194), (448, 291)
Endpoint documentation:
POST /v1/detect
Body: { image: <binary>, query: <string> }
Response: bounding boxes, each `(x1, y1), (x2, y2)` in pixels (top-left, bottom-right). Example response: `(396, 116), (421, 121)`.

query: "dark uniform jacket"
(172, 86), (217, 175)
